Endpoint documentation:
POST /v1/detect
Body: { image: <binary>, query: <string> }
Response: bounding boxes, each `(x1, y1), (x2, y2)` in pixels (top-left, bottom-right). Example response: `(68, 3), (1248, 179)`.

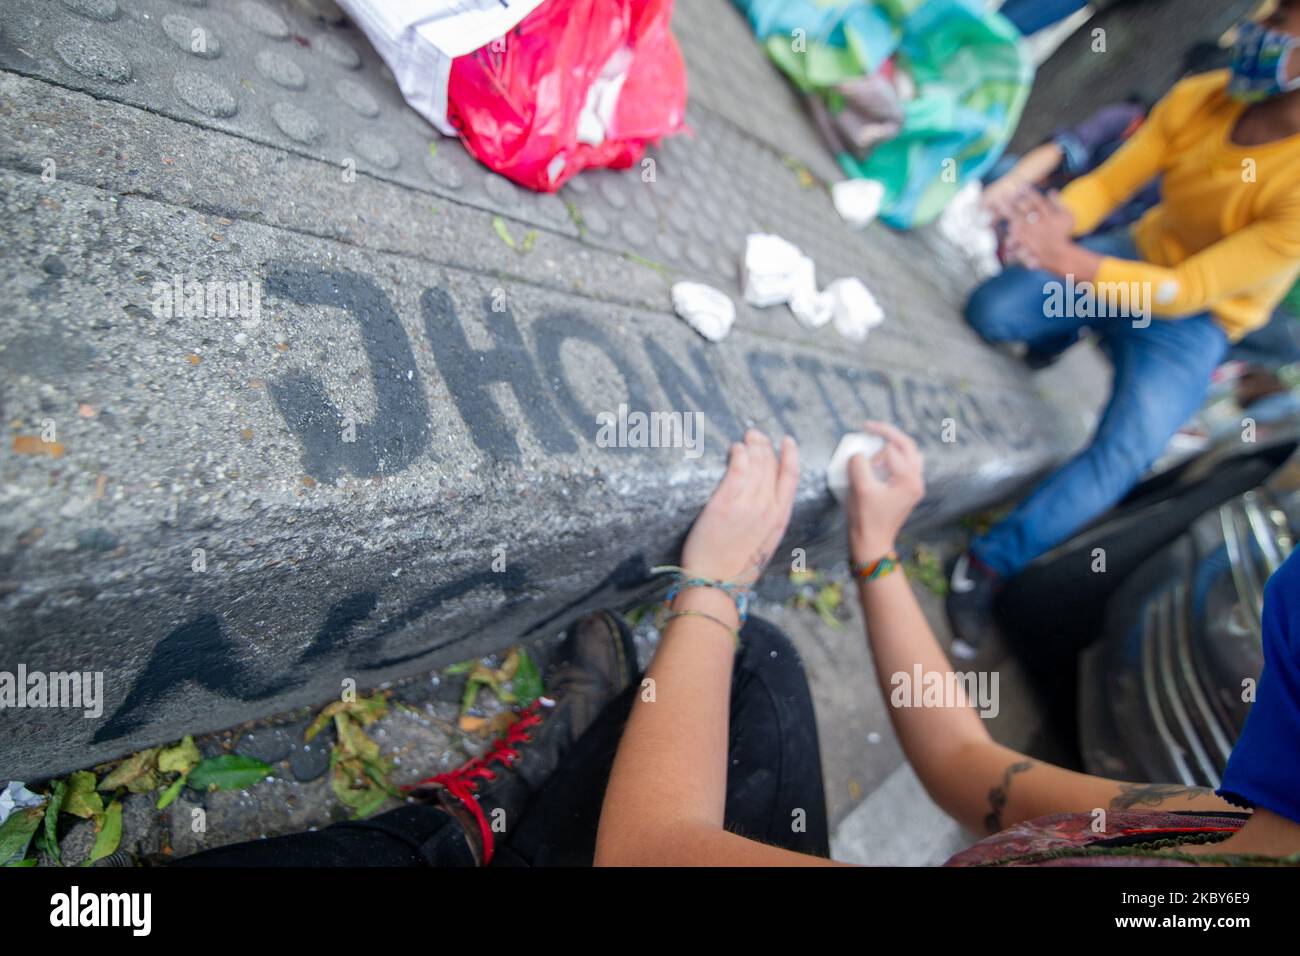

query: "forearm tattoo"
(984, 760), (1035, 834)
(1109, 783), (1213, 811)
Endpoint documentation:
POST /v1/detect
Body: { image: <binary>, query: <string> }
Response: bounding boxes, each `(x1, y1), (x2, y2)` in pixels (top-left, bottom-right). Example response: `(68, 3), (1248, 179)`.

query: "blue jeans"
(966, 229), (1228, 577)
(999, 0), (1088, 35)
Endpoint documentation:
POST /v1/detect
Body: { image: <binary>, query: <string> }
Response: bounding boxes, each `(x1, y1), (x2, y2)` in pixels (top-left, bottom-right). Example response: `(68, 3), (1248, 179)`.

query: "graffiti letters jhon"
(263, 264), (1031, 483)
(93, 264), (1036, 744)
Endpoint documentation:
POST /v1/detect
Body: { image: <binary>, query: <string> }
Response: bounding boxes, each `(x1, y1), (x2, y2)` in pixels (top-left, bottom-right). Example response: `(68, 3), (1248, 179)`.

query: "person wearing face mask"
(948, 0), (1300, 659)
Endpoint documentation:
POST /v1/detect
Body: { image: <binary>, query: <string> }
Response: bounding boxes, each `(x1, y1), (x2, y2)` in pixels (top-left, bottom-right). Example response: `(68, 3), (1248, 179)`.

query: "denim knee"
(964, 271), (1033, 343)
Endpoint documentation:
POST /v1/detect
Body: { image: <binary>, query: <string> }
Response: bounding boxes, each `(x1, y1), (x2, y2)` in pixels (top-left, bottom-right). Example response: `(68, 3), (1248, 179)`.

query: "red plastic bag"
(447, 0), (688, 192)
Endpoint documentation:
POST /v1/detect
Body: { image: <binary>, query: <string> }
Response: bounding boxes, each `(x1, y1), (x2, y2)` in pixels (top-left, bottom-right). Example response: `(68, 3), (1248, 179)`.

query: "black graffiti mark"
(644, 338), (740, 441)
(521, 555), (651, 638)
(97, 566), (532, 743)
(793, 355), (850, 436)
(534, 312), (653, 440)
(93, 614), (288, 743)
(265, 266), (432, 483)
(902, 379), (945, 447)
(833, 364), (900, 424)
(297, 590), (379, 663)
(96, 556), (657, 744)
(364, 564), (530, 647)
(745, 350), (802, 435)
(423, 287), (577, 461)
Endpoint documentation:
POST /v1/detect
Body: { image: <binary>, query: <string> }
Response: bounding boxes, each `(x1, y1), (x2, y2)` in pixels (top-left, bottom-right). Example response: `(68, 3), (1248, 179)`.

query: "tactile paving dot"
(580, 205), (609, 236)
(335, 78), (379, 117)
(596, 174), (628, 210)
(174, 70), (238, 117)
(352, 131), (400, 169)
(255, 48), (306, 89)
(239, 0), (289, 39)
(621, 218), (650, 247)
(53, 32), (131, 83)
(534, 192), (570, 223)
(666, 200), (692, 236)
(313, 33), (361, 69)
(483, 172), (520, 208)
(60, 0), (119, 22)
(270, 100), (321, 143)
(631, 185), (656, 220)
(655, 231), (682, 262)
(686, 243), (713, 272)
(423, 147), (464, 189)
(162, 14), (222, 59)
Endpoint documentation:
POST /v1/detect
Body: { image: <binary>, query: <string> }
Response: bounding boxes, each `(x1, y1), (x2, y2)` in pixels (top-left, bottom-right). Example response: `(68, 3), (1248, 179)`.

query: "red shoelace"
(403, 701), (545, 865)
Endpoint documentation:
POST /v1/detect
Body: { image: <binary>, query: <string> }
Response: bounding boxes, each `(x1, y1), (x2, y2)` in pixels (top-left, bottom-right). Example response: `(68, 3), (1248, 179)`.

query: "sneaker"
(404, 610), (636, 864)
(945, 551), (1003, 661)
(1023, 347), (1064, 370)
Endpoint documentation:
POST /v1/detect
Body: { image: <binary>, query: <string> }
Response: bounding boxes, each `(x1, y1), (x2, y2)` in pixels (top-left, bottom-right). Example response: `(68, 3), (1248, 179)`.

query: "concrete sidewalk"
(1, 0), (1103, 785)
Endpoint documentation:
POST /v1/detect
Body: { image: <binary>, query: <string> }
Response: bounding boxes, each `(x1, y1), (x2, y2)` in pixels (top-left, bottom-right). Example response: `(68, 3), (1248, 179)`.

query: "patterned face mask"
(1228, 19), (1300, 102)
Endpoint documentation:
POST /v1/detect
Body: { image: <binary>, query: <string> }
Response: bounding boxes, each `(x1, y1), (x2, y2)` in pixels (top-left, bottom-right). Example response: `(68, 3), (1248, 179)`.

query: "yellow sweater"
(1060, 70), (1300, 341)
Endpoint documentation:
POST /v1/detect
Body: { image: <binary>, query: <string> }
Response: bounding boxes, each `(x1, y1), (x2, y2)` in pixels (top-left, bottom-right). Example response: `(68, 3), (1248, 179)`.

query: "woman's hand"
(846, 421), (925, 563)
(680, 429), (800, 585)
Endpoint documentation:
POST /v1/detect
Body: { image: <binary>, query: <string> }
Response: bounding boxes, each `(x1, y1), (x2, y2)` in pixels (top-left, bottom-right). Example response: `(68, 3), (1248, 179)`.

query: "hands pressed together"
(680, 421), (926, 585)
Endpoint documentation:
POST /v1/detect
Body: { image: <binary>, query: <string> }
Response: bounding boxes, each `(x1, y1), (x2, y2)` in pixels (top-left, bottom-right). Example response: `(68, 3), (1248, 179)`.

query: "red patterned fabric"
(944, 811), (1246, 867)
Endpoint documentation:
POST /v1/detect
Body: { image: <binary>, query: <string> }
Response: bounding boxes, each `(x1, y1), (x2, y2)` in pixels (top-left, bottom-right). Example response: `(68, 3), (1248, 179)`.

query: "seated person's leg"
(972, 314), (1228, 578)
(723, 617), (830, 856)
(964, 227), (1147, 359)
(501, 614), (828, 864)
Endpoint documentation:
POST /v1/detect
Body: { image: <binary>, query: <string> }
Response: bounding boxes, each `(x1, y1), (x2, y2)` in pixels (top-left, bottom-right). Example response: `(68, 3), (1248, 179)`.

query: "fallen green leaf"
(81, 801), (122, 867)
(188, 755), (272, 792)
(44, 779), (66, 865)
(428, 141), (437, 159)
(521, 229), (538, 253)
(158, 735), (201, 775)
(512, 648), (544, 707)
(155, 774), (187, 811)
(492, 216), (516, 249)
(0, 805), (44, 866)
(62, 771), (103, 820)
(99, 748), (161, 793)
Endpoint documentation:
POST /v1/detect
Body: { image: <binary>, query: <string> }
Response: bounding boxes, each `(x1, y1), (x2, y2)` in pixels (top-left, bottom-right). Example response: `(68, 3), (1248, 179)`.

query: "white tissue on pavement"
(826, 277), (884, 342)
(826, 432), (886, 504)
(832, 179), (886, 229)
(671, 281), (736, 342)
(788, 256), (833, 329)
(742, 233), (886, 341)
(0, 781), (45, 826)
(743, 233), (811, 308)
(937, 181), (1001, 280)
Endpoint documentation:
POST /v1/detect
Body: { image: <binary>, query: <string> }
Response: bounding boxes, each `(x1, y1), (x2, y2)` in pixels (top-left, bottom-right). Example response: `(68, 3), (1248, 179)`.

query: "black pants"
(175, 617), (829, 866)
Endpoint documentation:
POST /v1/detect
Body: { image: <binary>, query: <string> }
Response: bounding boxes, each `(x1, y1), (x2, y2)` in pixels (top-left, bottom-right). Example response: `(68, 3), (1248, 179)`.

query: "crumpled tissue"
(671, 281), (736, 342)
(826, 432), (886, 504)
(0, 781), (45, 826)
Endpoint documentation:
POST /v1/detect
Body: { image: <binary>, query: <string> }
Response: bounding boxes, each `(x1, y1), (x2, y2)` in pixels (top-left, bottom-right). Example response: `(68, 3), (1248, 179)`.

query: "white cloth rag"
(937, 180), (1001, 280)
(832, 179), (886, 229)
(826, 432), (885, 504)
(671, 281), (736, 342)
